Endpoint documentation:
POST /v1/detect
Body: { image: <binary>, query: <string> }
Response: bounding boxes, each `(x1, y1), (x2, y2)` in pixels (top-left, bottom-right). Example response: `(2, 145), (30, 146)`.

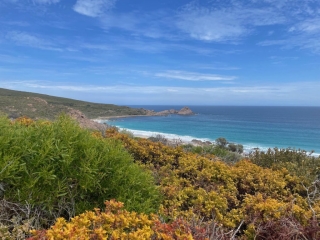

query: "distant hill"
(0, 88), (148, 120)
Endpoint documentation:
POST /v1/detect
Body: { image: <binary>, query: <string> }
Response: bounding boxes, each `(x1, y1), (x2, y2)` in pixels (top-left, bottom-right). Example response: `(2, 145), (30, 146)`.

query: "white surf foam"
(118, 128), (212, 144)
(113, 126), (320, 156)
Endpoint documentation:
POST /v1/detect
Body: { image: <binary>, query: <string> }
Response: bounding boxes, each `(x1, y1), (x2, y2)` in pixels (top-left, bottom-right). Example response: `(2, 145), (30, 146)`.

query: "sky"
(0, 0), (320, 106)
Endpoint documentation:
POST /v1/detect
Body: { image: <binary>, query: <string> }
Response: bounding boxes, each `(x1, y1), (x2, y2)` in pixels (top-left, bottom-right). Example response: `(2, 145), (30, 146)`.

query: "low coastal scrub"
(181, 143), (243, 164)
(250, 147), (320, 184)
(0, 116), (160, 237)
(105, 128), (320, 239)
(1, 117), (320, 239)
(147, 135), (244, 163)
(30, 199), (196, 240)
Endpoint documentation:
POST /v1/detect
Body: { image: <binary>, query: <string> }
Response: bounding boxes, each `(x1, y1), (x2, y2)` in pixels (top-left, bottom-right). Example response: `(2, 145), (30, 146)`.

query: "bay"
(104, 106), (320, 154)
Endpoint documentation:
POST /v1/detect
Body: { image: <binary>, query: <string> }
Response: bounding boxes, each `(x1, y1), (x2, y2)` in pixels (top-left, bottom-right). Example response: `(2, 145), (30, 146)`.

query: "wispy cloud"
(2, 80), (318, 96)
(194, 64), (240, 71)
(100, 9), (178, 40)
(1, 21), (30, 27)
(259, 17), (320, 53)
(73, 0), (116, 17)
(0, 54), (30, 64)
(290, 17), (320, 34)
(176, 2), (286, 42)
(31, 0), (60, 4)
(155, 70), (236, 81)
(6, 31), (62, 51)
(2, 80), (319, 105)
(0, 80), (287, 94)
(5, 0), (60, 5)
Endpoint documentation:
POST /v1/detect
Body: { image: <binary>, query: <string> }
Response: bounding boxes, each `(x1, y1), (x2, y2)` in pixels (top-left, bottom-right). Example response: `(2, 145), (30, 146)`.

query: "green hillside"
(0, 88), (147, 119)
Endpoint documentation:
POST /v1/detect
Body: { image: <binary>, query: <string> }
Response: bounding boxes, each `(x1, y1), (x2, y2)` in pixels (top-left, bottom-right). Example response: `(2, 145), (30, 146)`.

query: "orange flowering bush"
(30, 200), (194, 240)
(13, 116), (35, 126)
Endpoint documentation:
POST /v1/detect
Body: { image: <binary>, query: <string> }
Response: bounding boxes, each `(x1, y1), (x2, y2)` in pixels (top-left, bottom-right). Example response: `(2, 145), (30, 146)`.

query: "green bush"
(182, 144), (243, 164)
(0, 115), (160, 227)
(250, 148), (320, 184)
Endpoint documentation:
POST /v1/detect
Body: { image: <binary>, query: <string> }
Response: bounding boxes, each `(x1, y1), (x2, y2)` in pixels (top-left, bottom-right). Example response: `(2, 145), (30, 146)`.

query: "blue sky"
(0, 0), (320, 106)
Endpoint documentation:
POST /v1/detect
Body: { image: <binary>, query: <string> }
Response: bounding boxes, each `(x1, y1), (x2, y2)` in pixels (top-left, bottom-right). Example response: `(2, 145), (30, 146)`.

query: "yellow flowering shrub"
(7, 122), (318, 239)
(105, 129), (320, 237)
(30, 200), (194, 240)
(13, 116), (35, 126)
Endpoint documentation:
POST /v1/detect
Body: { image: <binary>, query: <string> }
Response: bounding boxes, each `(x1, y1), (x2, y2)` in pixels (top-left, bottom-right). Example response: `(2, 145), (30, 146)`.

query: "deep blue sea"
(103, 106), (320, 155)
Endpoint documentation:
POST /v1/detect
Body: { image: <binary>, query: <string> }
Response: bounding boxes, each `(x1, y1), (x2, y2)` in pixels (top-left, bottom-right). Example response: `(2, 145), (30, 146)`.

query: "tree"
(216, 137), (228, 148)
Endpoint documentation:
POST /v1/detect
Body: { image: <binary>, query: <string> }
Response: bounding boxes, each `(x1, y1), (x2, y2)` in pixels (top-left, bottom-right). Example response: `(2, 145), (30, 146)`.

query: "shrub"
(106, 130), (319, 237)
(216, 137), (228, 148)
(181, 144), (243, 164)
(227, 143), (244, 154)
(30, 200), (237, 240)
(119, 129), (134, 138)
(0, 116), (160, 229)
(30, 200), (194, 240)
(249, 148), (320, 184)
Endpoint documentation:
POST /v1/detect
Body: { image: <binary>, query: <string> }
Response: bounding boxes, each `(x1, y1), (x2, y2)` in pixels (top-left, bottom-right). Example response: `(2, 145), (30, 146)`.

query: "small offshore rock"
(178, 107), (194, 115)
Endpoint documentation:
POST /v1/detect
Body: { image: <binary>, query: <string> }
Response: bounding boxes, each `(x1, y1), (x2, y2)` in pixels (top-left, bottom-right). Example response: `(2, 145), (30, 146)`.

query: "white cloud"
(99, 10), (177, 40)
(290, 17), (320, 34)
(6, 31), (62, 51)
(31, 0), (60, 4)
(73, 0), (116, 17)
(176, 6), (246, 42)
(2, 80), (319, 105)
(6, 0), (60, 4)
(0, 80), (285, 94)
(259, 17), (320, 53)
(176, 2), (286, 42)
(155, 71), (236, 81)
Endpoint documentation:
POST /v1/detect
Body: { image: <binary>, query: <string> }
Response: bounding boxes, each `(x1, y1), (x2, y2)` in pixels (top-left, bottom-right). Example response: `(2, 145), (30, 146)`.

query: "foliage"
(30, 199), (238, 240)
(29, 199), (191, 240)
(119, 129), (134, 138)
(2, 117), (320, 239)
(148, 134), (169, 145)
(214, 137), (244, 154)
(216, 137), (228, 148)
(105, 129), (319, 238)
(0, 88), (148, 119)
(0, 116), (160, 230)
(227, 143), (244, 154)
(182, 144), (243, 164)
(249, 148), (320, 184)
(0, 215), (34, 240)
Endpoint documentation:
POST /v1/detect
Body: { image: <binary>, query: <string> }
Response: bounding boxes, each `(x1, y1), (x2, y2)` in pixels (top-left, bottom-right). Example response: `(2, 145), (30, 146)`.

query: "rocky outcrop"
(177, 107), (194, 115)
(191, 139), (212, 146)
(154, 109), (178, 116)
(145, 107), (194, 116)
(96, 107), (195, 119)
(145, 109), (156, 116)
(67, 108), (109, 132)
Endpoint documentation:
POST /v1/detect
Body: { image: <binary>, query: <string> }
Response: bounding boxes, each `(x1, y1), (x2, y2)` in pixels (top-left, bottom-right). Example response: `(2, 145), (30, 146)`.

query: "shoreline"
(105, 126), (320, 157)
(92, 115), (320, 157)
(94, 114), (152, 121)
(131, 131), (320, 157)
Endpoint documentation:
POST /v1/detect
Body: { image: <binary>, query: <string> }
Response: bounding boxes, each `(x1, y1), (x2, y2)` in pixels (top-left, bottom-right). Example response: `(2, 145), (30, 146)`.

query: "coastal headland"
(95, 106), (194, 120)
(0, 88), (194, 120)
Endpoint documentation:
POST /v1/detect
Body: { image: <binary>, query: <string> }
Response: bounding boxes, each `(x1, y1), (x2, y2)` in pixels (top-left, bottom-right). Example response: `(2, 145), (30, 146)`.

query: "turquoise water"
(103, 106), (320, 154)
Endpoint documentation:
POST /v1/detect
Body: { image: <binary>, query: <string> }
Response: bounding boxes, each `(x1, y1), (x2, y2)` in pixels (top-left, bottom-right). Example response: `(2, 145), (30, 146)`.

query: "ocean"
(103, 106), (320, 155)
